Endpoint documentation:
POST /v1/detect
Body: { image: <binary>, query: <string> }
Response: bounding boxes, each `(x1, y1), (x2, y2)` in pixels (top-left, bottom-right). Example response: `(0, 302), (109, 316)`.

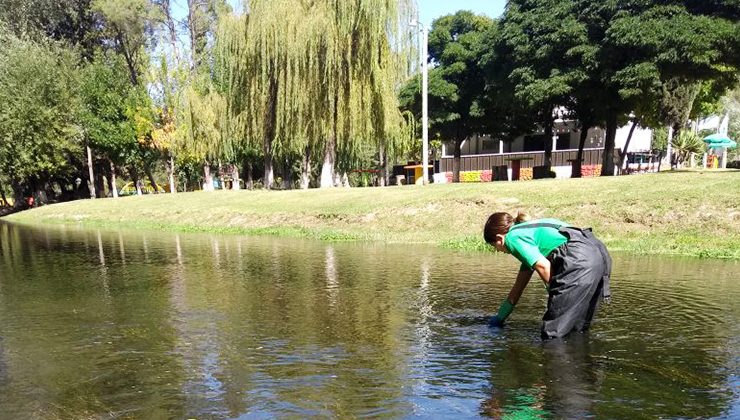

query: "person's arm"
(532, 257), (551, 285)
(489, 269), (533, 327)
(508, 268), (534, 305)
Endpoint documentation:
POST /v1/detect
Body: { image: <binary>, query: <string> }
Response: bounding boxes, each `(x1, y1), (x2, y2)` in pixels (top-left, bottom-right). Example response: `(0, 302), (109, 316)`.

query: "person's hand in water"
(489, 298), (514, 328)
(488, 315), (504, 328)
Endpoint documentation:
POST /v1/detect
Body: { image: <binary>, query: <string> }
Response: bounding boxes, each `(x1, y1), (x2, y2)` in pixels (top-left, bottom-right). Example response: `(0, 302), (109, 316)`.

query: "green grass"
(5, 170), (740, 259)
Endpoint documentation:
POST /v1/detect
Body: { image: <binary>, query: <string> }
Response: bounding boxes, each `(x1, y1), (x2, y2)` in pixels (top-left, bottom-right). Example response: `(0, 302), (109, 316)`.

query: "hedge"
(581, 165), (602, 177)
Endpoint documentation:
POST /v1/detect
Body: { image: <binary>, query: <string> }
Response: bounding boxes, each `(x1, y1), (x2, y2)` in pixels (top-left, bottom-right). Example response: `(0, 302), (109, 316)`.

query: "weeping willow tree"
(217, 0), (416, 189)
(175, 76), (230, 191)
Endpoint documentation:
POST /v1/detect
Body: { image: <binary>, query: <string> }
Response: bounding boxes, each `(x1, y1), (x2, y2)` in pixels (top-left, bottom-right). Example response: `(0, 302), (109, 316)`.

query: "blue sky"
(419, 0), (506, 27)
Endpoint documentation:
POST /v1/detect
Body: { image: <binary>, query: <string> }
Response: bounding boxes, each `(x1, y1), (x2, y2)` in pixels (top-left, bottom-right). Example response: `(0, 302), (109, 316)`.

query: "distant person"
(483, 212), (612, 339)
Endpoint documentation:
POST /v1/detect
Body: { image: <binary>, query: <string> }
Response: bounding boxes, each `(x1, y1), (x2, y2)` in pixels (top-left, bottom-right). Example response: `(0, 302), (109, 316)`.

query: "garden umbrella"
(703, 133), (737, 149)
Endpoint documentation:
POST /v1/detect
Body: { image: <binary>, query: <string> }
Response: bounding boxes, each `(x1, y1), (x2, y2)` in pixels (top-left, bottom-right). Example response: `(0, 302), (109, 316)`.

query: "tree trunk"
(110, 160), (119, 199)
(263, 78), (278, 190)
(320, 136), (336, 188)
(11, 181), (24, 209)
(300, 146), (311, 190)
(602, 113), (618, 176)
(283, 158), (293, 190)
(263, 144), (274, 189)
(543, 117), (554, 170)
(130, 168), (143, 196)
(144, 164), (159, 194)
(452, 139), (462, 183)
(46, 180), (60, 202)
(322, 89), (340, 188)
(573, 124), (589, 178)
(665, 125), (674, 170)
(231, 164), (241, 190)
(245, 160), (254, 190)
(34, 179), (47, 206)
(95, 164), (105, 198)
(0, 184), (8, 207)
(9, 182), (20, 208)
(378, 145), (387, 187)
(670, 124), (680, 169)
(620, 119), (639, 174)
(86, 144), (96, 199)
(186, 0), (202, 70)
(115, 30), (139, 86)
(203, 163), (213, 191)
(167, 155), (176, 194)
(160, 0), (181, 64)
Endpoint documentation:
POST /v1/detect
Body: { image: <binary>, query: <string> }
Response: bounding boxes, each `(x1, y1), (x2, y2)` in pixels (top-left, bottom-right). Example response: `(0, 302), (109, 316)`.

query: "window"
(481, 136), (499, 153)
(556, 133), (570, 150)
(523, 135), (546, 152)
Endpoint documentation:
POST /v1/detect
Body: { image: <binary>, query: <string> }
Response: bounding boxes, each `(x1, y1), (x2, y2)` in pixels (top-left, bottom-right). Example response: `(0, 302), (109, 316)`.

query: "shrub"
(673, 131), (706, 167)
(519, 167), (533, 181)
(581, 165), (602, 177)
(442, 170), (497, 182)
(461, 171), (482, 182)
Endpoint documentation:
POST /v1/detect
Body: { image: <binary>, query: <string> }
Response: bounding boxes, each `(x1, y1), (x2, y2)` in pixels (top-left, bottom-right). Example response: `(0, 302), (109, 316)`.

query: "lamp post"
(409, 19), (429, 185)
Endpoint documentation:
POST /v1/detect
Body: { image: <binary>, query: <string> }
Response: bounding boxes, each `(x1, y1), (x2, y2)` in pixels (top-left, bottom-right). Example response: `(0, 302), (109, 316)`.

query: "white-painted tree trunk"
(300, 147), (311, 190)
(666, 126), (673, 169)
(378, 146), (386, 187)
(320, 137), (336, 188)
(232, 164), (241, 190)
(264, 155), (274, 190)
(87, 144), (96, 199)
(110, 160), (118, 199)
(203, 163), (214, 191)
(168, 155), (176, 194)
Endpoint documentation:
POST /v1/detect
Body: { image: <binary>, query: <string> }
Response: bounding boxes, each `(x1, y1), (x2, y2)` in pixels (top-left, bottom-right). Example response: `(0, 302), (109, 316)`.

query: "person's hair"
(483, 211), (530, 244)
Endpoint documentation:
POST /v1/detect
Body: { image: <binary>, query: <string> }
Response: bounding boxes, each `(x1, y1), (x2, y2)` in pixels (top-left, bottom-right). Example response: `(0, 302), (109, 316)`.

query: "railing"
(439, 148), (619, 173)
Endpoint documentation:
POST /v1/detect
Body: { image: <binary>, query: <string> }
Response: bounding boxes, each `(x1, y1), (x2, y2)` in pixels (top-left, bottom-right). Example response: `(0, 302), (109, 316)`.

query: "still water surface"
(0, 222), (738, 419)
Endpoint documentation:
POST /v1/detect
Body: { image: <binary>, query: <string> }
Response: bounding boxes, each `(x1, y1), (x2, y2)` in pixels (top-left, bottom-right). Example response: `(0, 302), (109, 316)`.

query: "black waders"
(541, 227), (612, 339)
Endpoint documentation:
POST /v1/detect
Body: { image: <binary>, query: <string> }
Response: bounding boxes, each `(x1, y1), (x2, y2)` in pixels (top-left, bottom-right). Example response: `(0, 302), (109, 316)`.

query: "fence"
(439, 148), (617, 173)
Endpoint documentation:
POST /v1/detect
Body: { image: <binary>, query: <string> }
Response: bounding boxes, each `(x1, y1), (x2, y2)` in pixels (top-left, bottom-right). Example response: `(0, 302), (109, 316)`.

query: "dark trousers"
(541, 227), (612, 339)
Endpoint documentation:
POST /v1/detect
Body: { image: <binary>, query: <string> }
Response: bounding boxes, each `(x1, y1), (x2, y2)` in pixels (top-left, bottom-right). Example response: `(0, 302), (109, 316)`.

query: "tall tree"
(80, 53), (142, 197)
(0, 31), (83, 206)
(219, 0), (414, 190)
(0, 0), (102, 58)
(493, 0), (589, 173)
(186, 0), (229, 70)
(93, 0), (157, 86)
(577, 0), (739, 174)
(176, 76), (227, 191)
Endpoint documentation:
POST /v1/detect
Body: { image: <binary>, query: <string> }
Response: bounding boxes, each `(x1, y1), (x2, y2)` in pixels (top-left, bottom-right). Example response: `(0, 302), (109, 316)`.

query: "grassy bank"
(5, 171), (740, 259)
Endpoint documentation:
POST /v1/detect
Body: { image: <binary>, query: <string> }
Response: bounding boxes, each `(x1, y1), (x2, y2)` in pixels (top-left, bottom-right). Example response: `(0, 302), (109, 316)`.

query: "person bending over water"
(484, 212), (612, 339)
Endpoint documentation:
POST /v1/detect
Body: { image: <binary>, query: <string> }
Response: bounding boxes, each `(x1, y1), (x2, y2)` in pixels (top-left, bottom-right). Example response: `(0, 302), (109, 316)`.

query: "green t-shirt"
(505, 218), (569, 271)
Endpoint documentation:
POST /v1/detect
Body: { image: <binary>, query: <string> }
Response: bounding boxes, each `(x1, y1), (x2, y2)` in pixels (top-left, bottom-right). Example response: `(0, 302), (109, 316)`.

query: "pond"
(0, 222), (738, 418)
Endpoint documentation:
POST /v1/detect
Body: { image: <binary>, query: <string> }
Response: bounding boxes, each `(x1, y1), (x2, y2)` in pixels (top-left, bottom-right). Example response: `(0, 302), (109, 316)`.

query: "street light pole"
(421, 24), (429, 185)
(410, 19), (429, 185)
